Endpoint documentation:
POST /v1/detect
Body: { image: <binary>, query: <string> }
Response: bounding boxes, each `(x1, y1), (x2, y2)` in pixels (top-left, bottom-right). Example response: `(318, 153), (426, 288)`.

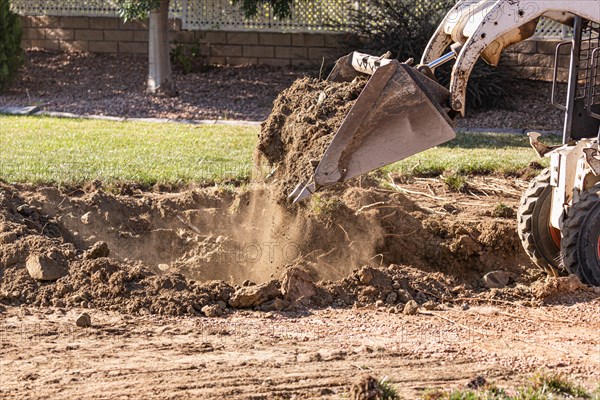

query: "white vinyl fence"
(11, 0), (571, 37)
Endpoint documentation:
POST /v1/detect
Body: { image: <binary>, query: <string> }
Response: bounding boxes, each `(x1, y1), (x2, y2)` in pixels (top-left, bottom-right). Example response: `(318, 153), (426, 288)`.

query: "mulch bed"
(0, 50), (564, 131)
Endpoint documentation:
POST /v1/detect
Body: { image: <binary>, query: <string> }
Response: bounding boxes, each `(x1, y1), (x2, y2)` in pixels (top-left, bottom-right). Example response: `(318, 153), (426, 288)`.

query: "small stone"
(216, 300), (227, 310)
(215, 235), (226, 243)
(80, 212), (92, 225)
(201, 304), (223, 318)
(75, 313), (91, 327)
(593, 286), (600, 295)
(84, 241), (110, 260)
(422, 300), (439, 311)
(242, 280), (255, 287)
(157, 263), (170, 272)
(403, 300), (419, 315)
(461, 303), (470, 311)
(26, 254), (68, 281)
(375, 299), (385, 308)
(483, 270), (510, 289)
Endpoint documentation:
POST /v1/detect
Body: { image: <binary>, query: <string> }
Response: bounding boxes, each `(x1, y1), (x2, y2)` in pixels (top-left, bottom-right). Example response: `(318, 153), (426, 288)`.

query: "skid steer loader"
(289, 0), (600, 286)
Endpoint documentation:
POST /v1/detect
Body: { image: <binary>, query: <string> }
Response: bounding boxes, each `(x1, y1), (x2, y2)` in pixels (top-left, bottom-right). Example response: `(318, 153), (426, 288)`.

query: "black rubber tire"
(517, 169), (561, 275)
(561, 184), (600, 286)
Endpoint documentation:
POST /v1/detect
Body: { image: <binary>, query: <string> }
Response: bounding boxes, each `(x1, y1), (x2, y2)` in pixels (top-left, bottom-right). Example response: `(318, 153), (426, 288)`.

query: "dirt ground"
(1, 177), (599, 399)
(0, 50), (564, 131)
(2, 301), (599, 400)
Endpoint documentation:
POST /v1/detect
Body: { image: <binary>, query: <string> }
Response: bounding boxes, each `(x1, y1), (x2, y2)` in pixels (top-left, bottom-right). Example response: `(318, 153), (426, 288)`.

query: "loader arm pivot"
(448, 0), (600, 115)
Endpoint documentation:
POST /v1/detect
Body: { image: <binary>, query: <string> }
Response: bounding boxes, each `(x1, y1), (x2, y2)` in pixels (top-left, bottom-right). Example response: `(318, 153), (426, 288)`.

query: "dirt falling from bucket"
(258, 76), (367, 201)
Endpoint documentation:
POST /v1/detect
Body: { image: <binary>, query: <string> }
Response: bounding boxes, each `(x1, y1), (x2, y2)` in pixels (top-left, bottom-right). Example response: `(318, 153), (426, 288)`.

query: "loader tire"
(517, 169), (561, 275)
(561, 184), (600, 286)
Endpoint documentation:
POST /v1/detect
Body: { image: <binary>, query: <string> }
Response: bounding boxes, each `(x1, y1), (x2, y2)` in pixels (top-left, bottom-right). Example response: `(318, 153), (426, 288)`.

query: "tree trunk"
(147, 0), (176, 96)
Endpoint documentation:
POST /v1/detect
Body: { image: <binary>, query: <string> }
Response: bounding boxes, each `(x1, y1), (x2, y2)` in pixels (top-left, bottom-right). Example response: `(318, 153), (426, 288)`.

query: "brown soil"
(258, 77), (367, 199)
(1, 178), (598, 318)
(2, 302), (599, 399)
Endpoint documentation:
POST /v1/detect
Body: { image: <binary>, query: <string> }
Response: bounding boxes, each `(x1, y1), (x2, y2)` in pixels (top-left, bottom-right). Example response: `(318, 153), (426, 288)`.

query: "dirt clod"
(403, 300), (419, 315)
(281, 267), (317, 305)
(201, 304), (223, 318)
(483, 270), (510, 289)
(422, 300), (439, 311)
(349, 374), (382, 400)
(75, 312), (92, 327)
(228, 280), (280, 308)
(84, 241), (110, 260)
(467, 376), (487, 389)
(25, 253), (68, 281)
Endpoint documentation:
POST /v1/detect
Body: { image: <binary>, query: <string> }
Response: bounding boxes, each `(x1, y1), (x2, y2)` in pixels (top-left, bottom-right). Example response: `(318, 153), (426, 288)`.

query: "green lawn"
(0, 115), (561, 186)
(384, 131), (561, 177)
(0, 115), (257, 186)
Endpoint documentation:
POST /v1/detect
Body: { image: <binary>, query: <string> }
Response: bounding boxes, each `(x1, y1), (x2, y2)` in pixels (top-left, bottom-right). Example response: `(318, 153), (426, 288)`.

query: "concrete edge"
(1, 106), (560, 134)
(0, 108), (262, 127)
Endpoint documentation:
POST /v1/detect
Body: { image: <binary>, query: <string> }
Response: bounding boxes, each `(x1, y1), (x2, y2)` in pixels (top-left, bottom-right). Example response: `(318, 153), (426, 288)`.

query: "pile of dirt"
(3, 176), (594, 317)
(258, 77), (367, 200)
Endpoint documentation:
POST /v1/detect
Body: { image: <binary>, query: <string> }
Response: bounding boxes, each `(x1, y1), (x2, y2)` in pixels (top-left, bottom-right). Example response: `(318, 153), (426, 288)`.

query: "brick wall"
(502, 40), (570, 82)
(20, 15), (572, 79)
(20, 15), (352, 66)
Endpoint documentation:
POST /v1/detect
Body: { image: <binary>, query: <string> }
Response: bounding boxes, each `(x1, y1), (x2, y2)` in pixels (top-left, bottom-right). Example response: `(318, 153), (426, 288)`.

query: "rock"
(75, 313), (91, 327)
(80, 212), (92, 225)
(281, 267), (317, 304)
(157, 263), (170, 272)
(403, 300), (419, 315)
(260, 298), (289, 312)
(228, 280), (280, 308)
(422, 300), (439, 311)
(201, 304), (223, 318)
(483, 270), (510, 289)
(26, 254), (68, 281)
(84, 241), (110, 260)
(349, 374), (381, 400)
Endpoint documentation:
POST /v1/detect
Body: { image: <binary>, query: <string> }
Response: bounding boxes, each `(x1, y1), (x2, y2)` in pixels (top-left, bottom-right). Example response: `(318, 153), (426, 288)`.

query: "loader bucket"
(290, 59), (456, 202)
